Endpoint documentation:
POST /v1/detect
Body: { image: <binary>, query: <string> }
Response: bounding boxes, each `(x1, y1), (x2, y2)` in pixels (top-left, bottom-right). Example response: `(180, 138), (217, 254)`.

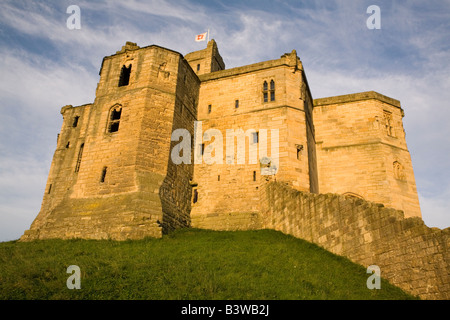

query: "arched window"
(108, 105), (122, 133)
(263, 81), (268, 102)
(263, 80), (275, 102)
(118, 64), (131, 87)
(270, 80), (275, 101)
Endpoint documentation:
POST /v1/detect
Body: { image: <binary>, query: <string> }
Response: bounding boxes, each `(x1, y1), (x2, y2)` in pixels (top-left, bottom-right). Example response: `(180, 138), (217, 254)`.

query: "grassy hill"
(0, 229), (417, 300)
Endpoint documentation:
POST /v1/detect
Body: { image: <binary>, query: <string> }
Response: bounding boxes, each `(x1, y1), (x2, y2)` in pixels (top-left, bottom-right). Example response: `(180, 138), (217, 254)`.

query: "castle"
(21, 40), (449, 300)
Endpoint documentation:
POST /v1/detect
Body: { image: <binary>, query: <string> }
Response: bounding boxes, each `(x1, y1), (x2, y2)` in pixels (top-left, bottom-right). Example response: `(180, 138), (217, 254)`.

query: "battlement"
(198, 49), (301, 82)
(314, 90), (401, 109)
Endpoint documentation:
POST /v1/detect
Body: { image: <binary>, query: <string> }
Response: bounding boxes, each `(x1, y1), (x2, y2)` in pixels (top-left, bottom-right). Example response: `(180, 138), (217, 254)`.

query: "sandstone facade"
(20, 40), (447, 299)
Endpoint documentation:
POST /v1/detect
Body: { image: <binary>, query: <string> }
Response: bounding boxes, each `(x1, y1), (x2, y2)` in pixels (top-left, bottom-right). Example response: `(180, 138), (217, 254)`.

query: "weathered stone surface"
(260, 181), (449, 300)
(313, 92), (421, 218)
(20, 39), (447, 299)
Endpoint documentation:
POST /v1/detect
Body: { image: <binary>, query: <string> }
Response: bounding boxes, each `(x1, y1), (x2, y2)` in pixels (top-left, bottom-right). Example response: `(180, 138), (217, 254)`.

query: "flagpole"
(207, 29), (210, 42)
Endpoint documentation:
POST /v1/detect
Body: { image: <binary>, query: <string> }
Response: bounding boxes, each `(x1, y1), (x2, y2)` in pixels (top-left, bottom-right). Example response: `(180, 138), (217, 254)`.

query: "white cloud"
(0, 154), (49, 242)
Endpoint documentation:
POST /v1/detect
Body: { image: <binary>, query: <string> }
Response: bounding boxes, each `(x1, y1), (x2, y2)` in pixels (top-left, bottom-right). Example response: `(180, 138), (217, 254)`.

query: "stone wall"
(260, 181), (449, 300)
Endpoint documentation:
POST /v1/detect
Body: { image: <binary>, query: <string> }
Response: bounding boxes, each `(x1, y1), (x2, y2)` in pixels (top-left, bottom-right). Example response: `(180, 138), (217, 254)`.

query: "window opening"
(118, 65), (131, 87)
(108, 106), (122, 133)
(72, 116), (79, 127)
(193, 188), (198, 203)
(100, 166), (107, 183)
(75, 143), (84, 173)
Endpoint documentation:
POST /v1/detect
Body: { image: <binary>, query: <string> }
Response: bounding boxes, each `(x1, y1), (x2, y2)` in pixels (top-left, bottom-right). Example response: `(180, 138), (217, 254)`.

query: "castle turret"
(313, 91), (421, 218)
(185, 39), (225, 75)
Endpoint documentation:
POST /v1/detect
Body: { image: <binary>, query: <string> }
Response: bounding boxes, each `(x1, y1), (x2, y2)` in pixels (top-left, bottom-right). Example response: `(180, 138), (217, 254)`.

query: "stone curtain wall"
(260, 181), (449, 300)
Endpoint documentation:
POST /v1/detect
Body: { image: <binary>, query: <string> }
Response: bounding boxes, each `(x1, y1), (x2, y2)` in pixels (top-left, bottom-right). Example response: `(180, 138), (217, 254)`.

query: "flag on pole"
(195, 32), (207, 42)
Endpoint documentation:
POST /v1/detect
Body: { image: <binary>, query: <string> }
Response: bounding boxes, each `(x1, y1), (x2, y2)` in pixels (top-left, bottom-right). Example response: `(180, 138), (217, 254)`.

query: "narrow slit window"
(118, 64), (131, 87)
(218, 175), (220, 181)
(197, 64), (200, 72)
(208, 104), (212, 113)
(296, 144), (303, 160)
(100, 166), (107, 183)
(253, 171), (257, 181)
(72, 116), (79, 128)
(75, 143), (84, 173)
(200, 143), (205, 155)
(235, 99), (239, 108)
(48, 184), (52, 194)
(193, 189), (198, 203)
(66, 141), (70, 148)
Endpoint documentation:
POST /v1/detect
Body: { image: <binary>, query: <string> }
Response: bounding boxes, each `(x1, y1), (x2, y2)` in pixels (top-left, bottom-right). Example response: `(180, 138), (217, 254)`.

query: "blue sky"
(0, 0), (449, 241)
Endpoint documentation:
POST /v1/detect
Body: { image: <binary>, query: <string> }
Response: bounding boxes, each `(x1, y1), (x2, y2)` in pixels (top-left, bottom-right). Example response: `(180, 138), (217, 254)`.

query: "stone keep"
(21, 39), (421, 240)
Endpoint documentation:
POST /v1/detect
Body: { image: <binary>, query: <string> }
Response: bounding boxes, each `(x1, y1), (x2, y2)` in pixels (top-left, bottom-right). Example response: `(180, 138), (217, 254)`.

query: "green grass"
(0, 229), (417, 300)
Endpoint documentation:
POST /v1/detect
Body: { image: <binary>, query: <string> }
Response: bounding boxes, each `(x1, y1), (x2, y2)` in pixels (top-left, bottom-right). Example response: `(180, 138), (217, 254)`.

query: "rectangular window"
(208, 104), (212, 113)
(197, 64), (200, 72)
(72, 116), (79, 128)
(108, 106), (122, 133)
(118, 65), (131, 87)
(235, 100), (239, 108)
(253, 171), (257, 181)
(263, 80), (275, 102)
(252, 131), (259, 144)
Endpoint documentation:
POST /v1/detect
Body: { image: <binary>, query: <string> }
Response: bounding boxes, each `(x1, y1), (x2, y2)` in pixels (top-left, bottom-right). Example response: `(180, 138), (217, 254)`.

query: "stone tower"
(187, 47), (319, 230)
(21, 42), (200, 240)
(313, 92), (421, 218)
